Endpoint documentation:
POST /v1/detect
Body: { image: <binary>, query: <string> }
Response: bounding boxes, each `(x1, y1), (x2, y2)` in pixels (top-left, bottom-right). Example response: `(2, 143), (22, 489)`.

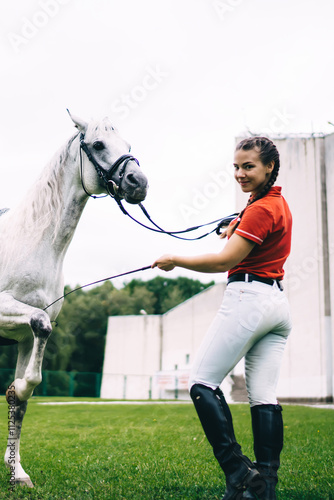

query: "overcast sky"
(1, 0), (334, 288)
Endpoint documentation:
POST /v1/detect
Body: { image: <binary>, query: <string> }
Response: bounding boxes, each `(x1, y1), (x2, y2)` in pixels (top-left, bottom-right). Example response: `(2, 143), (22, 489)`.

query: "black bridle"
(79, 132), (140, 200)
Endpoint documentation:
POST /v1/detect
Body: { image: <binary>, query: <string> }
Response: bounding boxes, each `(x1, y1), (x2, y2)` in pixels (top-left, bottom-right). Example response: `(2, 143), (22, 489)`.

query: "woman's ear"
(267, 160), (275, 173)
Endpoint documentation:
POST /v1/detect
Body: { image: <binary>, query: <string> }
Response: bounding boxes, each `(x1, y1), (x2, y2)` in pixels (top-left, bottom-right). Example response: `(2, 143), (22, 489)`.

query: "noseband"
(79, 133), (140, 199)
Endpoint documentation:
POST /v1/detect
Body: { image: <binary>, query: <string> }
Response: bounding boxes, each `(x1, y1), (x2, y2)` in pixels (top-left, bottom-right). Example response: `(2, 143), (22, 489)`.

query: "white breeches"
(188, 280), (292, 406)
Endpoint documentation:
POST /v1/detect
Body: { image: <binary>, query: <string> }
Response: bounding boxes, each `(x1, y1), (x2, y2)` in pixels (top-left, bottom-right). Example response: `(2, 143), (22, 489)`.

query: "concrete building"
(101, 133), (334, 403)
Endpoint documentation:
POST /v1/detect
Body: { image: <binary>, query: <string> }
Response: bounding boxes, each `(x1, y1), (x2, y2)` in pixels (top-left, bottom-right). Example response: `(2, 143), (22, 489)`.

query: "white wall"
(100, 315), (162, 399)
(325, 133), (334, 399)
(161, 283), (226, 371)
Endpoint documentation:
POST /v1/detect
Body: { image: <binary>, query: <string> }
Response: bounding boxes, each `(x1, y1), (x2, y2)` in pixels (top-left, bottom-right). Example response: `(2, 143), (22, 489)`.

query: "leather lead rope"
(43, 265), (152, 312)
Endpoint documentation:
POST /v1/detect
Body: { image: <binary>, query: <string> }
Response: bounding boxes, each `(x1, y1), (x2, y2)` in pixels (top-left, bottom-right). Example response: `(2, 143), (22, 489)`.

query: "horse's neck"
(6, 134), (88, 261)
(42, 136), (88, 256)
(0, 135), (89, 308)
(52, 180), (88, 257)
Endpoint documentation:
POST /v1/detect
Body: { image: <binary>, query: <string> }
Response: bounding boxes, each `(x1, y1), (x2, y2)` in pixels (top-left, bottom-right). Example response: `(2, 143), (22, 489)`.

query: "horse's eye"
(93, 141), (105, 151)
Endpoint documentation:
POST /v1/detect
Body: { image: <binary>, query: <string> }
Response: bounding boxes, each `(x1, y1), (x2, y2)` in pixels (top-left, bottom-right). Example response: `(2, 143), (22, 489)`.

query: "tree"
(124, 276), (214, 314)
(0, 277), (215, 373)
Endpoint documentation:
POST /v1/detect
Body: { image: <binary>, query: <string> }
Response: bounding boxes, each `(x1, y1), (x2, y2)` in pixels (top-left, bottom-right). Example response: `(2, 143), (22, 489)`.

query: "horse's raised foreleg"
(10, 311), (52, 404)
(0, 292), (52, 403)
(0, 293), (53, 488)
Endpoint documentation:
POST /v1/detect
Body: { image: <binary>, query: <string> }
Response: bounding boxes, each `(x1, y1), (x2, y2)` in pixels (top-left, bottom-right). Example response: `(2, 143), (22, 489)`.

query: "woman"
(152, 137), (292, 500)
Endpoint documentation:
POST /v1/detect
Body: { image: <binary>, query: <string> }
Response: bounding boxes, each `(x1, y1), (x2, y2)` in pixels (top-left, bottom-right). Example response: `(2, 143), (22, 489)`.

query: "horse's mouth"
(123, 190), (148, 204)
(115, 168), (148, 204)
(105, 179), (148, 204)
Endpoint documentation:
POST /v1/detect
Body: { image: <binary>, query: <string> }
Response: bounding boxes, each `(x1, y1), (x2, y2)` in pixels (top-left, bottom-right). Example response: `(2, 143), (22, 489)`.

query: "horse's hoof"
(15, 478), (34, 488)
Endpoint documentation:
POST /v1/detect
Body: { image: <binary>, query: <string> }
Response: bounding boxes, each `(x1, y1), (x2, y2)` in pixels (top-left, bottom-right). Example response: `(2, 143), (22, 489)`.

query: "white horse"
(0, 111), (148, 487)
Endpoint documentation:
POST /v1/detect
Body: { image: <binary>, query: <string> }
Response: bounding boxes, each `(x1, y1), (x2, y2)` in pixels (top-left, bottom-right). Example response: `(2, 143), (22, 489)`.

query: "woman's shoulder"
(251, 186), (286, 210)
(243, 187), (290, 222)
(248, 187), (291, 229)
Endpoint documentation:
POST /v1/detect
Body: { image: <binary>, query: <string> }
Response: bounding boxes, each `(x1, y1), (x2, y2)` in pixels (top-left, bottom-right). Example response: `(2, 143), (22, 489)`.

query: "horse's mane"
(0, 133), (79, 270)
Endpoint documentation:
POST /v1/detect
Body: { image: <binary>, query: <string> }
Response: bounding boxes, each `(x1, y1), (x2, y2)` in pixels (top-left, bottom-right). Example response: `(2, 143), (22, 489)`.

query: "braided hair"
(227, 136), (280, 237)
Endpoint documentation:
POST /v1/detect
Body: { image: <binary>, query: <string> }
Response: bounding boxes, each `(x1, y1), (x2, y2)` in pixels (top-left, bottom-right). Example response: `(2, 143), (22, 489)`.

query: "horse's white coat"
(0, 114), (148, 487)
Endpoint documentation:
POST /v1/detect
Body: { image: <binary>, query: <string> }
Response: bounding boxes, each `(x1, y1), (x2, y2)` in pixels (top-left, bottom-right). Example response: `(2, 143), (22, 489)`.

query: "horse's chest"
(5, 269), (61, 308)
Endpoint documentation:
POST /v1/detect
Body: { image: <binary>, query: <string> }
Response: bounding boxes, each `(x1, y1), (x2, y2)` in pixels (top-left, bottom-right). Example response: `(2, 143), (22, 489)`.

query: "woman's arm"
(152, 234), (256, 273)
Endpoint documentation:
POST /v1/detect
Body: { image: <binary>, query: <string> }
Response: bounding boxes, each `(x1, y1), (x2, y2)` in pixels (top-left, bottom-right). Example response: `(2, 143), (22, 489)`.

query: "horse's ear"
(102, 116), (117, 132)
(66, 109), (88, 133)
(102, 116), (112, 128)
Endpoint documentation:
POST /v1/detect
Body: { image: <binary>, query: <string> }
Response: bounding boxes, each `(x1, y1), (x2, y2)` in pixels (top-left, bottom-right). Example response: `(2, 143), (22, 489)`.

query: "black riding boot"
(243, 404), (284, 500)
(190, 384), (261, 500)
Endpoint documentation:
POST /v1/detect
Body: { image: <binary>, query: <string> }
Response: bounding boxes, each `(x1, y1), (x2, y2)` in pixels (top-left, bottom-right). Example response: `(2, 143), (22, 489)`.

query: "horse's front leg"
(5, 398), (33, 488)
(0, 293), (52, 488)
(11, 310), (52, 404)
(6, 320), (52, 488)
(0, 292), (52, 403)
(5, 339), (37, 488)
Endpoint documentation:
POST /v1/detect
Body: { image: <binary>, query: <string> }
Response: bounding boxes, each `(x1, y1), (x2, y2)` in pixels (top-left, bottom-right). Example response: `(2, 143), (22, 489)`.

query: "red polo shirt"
(228, 186), (292, 280)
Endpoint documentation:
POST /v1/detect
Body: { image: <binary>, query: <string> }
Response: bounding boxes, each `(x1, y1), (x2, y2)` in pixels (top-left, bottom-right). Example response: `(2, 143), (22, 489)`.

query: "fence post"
(175, 375), (178, 400)
(123, 375), (127, 399)
(149, 376), (152, 400)
(95, 373), (102, 398)
(69, 372), (75, 397)
(41, 370), (48, 396)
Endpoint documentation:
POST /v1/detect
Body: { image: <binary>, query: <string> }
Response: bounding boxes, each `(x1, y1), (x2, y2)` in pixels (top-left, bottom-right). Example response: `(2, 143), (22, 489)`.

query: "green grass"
(0, 397), (332, 499)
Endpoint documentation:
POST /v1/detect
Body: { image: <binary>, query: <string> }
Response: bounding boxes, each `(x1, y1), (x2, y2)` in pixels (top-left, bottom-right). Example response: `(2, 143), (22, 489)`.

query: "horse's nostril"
(125, 172), (139, 186)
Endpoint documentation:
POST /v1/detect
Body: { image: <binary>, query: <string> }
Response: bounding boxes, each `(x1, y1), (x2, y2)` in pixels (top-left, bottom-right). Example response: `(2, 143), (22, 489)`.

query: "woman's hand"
(152, 234), (255, 274)
(152, 254), (175, 272)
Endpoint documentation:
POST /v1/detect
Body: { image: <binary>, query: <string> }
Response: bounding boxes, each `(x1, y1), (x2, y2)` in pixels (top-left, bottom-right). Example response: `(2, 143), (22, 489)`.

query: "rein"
(43, 265), (152, 311)
(79, 133), (238, 240)
(117, 199), (238, 240)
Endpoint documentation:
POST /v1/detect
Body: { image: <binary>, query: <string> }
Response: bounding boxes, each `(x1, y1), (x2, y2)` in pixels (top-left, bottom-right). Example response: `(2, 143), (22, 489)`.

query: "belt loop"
(245, 273), (249, 283)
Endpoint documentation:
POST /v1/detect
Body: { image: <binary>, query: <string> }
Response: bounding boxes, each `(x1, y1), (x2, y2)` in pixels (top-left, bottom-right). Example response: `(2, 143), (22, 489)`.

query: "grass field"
(0, 397), (332, 500)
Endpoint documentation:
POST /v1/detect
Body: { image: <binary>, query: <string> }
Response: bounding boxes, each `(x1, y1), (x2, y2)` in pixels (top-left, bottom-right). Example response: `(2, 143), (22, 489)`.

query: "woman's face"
(233, 147), (274, 196)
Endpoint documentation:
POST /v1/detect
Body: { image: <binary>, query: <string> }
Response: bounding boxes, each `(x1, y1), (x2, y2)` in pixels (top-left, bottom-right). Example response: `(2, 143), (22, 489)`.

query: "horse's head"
(68, 111), (148, 204)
